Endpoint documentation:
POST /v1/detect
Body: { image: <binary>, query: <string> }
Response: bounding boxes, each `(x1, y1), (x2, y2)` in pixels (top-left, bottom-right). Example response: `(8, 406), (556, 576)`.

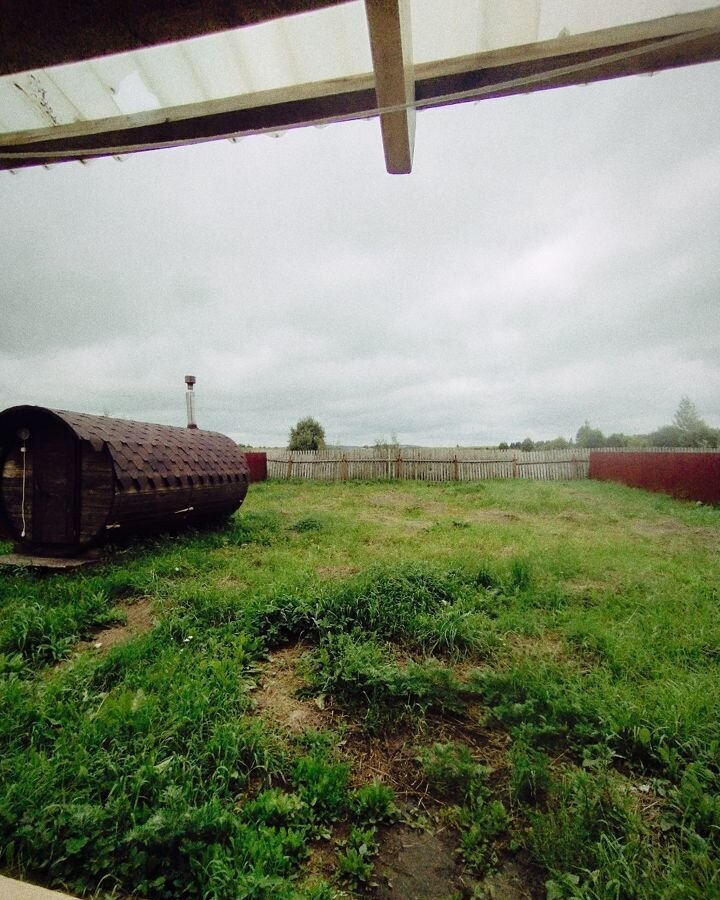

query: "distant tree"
(696, 427), (720, 448)
(520, 437), (535, 452)
(288, 417), (326, 451)
(498, 442), (509, 450)
(543, 436), (572, 450)
(575, 421), (606, 448)
(670, 396), (719, 447)
(647, 425), (684, 447)
(647, 398), (719, 448)
(605, 433), (629, 448)
(673, 396), (704, 433)
(374, 432), (399, 451)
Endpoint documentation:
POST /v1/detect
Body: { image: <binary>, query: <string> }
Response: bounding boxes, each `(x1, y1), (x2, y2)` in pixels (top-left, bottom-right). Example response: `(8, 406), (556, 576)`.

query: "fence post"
(512, 455), (518, 478)
(453, 453), (459, 481)
(571, 454), (578, 479)
(286, 452), (293, 480)
(340, 453), (348, 482)
(395, 450), (403, 480)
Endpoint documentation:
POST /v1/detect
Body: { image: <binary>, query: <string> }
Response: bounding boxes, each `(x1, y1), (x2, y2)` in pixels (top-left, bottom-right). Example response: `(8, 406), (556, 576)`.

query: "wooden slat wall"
(258, 447), (593, 482)
(79, 442), (114, 542)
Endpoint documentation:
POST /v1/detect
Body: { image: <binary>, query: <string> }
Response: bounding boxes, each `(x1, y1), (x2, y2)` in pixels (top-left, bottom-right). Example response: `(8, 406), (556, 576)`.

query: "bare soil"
(373, 825), (463, 899)
(252, 644), (542, 899)
(478, 858), (539, 899)
(78, 598), (155, 655)
(253, 643), (332, 733)
(316, 565), (361, 579)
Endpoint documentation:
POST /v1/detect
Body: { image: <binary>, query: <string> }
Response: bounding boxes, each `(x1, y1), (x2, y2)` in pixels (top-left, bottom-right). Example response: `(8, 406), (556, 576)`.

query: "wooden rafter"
(364, 0), (415, 174)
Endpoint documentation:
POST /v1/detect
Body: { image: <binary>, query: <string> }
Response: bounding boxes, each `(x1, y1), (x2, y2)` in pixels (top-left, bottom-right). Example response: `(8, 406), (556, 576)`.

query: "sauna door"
(31, 423), (77, 547)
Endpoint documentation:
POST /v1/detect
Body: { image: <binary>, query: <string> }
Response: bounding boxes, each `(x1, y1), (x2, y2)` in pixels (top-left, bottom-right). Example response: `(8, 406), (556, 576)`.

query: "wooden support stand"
(0, 550), (101, 570)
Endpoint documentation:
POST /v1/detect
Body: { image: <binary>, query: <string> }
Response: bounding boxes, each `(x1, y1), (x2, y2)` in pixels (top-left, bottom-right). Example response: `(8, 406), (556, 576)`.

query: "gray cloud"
(1, 61), (719, 446)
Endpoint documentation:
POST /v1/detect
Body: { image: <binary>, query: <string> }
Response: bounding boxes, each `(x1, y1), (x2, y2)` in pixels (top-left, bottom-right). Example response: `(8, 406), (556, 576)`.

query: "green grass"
(0, 479), (718, 898)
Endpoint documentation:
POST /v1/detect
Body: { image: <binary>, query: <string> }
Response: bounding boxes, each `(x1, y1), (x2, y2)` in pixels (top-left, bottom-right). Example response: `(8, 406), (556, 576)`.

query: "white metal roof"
(1, 0), (719, 173)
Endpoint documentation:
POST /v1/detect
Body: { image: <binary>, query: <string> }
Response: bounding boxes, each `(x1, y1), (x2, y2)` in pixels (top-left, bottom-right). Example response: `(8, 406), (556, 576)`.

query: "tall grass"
(0, 479), (717, 897)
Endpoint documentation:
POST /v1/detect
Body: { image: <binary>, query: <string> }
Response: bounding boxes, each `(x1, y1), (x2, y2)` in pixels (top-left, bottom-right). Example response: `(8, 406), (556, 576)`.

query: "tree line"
(500, 397), (719, 451)
(283, 398), (718, 451)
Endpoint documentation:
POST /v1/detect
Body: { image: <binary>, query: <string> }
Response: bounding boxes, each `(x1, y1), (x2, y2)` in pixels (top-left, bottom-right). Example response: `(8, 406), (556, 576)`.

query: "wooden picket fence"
(259, 447), (591, 482)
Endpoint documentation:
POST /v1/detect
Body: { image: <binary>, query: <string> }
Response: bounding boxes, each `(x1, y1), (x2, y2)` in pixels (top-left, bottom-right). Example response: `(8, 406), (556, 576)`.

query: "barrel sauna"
(0, 406), (250, 557)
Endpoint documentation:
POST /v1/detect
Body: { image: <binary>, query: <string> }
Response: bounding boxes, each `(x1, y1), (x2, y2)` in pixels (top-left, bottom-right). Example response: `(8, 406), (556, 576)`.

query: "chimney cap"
(185, 375), (196, 386)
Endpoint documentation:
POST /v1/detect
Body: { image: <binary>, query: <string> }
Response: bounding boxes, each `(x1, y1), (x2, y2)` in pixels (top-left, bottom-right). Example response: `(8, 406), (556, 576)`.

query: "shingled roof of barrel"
(53, 410), (248, 491)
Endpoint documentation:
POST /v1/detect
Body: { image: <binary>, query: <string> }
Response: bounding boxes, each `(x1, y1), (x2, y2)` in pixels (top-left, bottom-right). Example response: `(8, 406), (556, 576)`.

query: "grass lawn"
(0, 479), (718, 899)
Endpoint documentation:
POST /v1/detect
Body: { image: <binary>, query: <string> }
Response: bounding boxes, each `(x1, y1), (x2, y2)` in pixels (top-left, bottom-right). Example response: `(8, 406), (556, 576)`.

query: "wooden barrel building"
(0, 406), (250, 557)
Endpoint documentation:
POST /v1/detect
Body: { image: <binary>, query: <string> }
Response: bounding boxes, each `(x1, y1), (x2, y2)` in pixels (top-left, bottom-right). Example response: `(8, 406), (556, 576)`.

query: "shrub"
(336, 826), (378, 889)
(418, 742), (490, 803)
(350, 781), (399, 826)
(292, 753), (350, 824)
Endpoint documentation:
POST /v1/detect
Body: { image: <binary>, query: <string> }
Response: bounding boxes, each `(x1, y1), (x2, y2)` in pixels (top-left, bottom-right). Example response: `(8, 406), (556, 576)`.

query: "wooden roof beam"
(365, 0), (415, 174)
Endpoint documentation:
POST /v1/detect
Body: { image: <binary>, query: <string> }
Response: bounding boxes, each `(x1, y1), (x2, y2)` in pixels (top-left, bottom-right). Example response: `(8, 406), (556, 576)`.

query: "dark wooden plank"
(79, 442), (114, 542)
(31, 426), (77, 545)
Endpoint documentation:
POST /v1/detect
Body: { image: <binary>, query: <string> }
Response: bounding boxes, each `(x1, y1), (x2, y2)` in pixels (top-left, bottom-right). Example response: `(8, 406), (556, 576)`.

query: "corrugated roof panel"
(88, 55), (163, 115)
(411, 0), (485, 63)
(6, 72), (80, 129)
(0, 80), (48, 132)
(133, 45), (207, 107)
(224, 1), (371, 91)
(182, 33), (251, 99)
(48, 63), (122, 120)
(411, 0), (719, 62)
(0, 0), (718, 168)
(534, 0), (719, 43)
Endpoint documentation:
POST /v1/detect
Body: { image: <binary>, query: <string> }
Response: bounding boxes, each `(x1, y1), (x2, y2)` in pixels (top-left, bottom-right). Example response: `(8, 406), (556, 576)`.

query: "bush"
(288, 418), (326, 451)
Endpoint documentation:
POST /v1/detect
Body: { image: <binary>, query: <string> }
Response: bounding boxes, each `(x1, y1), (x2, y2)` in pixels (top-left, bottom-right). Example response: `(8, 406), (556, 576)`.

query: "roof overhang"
(2, 1), (719, 174)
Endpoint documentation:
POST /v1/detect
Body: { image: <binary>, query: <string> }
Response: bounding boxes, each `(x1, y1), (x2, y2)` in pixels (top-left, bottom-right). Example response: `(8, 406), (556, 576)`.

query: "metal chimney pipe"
(185, 375), (198, 429)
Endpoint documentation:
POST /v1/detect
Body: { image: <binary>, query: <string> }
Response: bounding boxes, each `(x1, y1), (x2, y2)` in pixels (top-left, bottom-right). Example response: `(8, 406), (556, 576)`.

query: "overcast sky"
(1, 60), (719, 447)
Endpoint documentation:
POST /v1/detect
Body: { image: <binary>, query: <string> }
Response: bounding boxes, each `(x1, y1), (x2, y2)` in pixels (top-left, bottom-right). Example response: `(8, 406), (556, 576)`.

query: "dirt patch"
(630, 517), (689, 538)
(78, 598), (155, 655)
(343, 731), (425, 800)
(507, 632), (567, 663)
(477, 857), (539, 899)
(213, 574), (250, 590)
(557, 511), (587, 523)
(342, 711), (513, 811)
(253, 644), (332, 733)
(630, 518), (718, 550)
(369, 495), (446, 516)
(360, 510), (435, 531)
(621, 777), (665, 828)
(373, 825), (464, 899)
(316, 565), (360, 579)
(465, 509), (522, 525)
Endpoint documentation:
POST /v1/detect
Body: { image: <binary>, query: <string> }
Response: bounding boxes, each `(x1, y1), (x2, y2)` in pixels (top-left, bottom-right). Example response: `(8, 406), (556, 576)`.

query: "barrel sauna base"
(0, 550), (101, 570)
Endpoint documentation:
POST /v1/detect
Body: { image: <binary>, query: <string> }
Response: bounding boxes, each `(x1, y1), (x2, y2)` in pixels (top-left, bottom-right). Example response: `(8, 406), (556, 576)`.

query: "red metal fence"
(589, 451), (720, 505)
(244, 452), (267, 483)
